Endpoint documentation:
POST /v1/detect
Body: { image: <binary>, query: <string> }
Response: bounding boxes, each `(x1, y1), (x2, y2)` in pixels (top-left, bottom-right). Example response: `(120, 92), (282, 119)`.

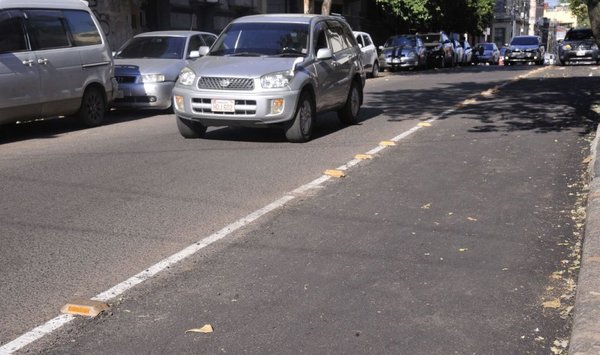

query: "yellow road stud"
(379, 141), (396, 146)
(324, 169), (346, 178)
(417, 122), (432, 127)
(355, 154), (373, 160)
(61, 299), (109, 317)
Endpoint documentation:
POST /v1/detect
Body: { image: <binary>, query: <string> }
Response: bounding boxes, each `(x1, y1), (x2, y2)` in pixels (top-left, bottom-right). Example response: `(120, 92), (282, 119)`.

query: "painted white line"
(0, 315), (75, 354)
(1, 69), (533, 354)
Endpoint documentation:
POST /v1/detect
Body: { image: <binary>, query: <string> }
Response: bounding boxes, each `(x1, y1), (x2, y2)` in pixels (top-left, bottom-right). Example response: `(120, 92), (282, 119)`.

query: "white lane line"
(1, 69), (535, 354)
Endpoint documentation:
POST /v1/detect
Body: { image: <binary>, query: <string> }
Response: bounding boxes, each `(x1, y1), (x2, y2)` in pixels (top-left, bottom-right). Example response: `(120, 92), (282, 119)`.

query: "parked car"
(558, 28), (599, 65)
(112, 31), (217, 110)
(172, 14), (366, 143)
(421, 31), (455, 68)
(473, 42), (500, 65)
(460, 40), (473, 65)
(504, 36), (544, 66)
(0, 0), (116, 127)
(452, 39), (464, 66)
(378, 34), (427, 71)
(354, 31), (379, 77)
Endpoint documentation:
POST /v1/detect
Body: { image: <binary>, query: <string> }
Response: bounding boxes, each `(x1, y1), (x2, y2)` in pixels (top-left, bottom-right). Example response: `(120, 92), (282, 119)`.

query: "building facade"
(491, 0), (544, 47)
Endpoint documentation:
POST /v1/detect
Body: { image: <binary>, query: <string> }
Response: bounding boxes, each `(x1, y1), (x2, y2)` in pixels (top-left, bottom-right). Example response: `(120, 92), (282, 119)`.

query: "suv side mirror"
(198, 46), (210, 56)
(316, 48), (333, 60)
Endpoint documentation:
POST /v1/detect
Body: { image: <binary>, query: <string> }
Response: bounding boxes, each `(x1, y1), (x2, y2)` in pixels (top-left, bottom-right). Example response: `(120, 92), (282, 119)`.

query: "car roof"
(0, 0), (89, 10)
(134, 30), (214, 38)
(231, 13), (343, 25)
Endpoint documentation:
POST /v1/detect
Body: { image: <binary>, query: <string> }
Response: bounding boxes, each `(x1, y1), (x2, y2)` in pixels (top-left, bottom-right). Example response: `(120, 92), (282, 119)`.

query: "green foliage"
(375, 0), (494, 35)
(570, 0), (590, 26)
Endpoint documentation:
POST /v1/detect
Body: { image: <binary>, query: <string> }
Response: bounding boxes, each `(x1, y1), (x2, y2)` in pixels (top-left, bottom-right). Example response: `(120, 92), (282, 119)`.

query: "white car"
(354, 31), (379, 77)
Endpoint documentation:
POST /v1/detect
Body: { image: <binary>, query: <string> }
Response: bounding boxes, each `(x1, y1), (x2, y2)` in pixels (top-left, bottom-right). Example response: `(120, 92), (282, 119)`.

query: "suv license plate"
(577, 50), (586, 56)
(211, 99), (235, 112)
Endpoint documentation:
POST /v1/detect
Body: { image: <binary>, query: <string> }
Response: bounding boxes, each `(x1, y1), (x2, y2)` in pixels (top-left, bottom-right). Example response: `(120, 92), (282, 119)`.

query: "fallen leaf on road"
(458, 248), (468, 252)
(543, 299), (561, 309)
(583, 156), (593, 164)
(418, 122), (432, 127)
(467, 217), (477, 221)
(186, 324), (214, 334)
(421, 203), (431, 209)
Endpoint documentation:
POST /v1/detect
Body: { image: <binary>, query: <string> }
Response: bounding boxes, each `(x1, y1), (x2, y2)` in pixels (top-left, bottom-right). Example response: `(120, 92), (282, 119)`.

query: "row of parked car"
(2, 0), (598, 144)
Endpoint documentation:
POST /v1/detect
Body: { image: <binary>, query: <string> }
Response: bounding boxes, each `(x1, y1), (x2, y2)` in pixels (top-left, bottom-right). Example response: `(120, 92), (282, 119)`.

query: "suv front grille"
(197, 77), (254, 91)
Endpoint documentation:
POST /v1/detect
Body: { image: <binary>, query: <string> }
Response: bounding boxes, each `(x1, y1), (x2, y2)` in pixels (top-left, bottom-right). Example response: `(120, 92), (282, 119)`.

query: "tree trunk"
(588, 0), (600, 45)
(304, 0), (314, 14)
(322, 0), (332, 15)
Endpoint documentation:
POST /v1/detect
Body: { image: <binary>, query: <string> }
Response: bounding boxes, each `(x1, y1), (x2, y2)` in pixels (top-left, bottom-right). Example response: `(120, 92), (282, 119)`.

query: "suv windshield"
(115, 36), (185, 59)
(510, 37), (539, 46)
(385, 36), (416, 47)
(565, 29), (594, 41)
(210, 22), (309, 57)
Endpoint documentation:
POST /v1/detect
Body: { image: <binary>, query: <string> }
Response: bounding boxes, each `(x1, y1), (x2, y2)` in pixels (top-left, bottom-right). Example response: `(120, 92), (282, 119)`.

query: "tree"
(374, 0), (494, 35)
(569, 0), (591, 26)
(304, 0), (314, 14)
(322, 0), (332, 15)
(590, 0), (600, 45)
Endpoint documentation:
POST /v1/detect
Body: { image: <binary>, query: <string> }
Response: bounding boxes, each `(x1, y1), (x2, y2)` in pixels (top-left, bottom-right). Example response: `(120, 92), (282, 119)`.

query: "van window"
(0, 10), (28, 53)
(25, 10), (70, 50)
(64, 10), (102, 46)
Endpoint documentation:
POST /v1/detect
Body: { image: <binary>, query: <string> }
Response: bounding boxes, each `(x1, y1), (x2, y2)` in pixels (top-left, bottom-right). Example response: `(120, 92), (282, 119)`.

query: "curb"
(570, 124), (600, 354)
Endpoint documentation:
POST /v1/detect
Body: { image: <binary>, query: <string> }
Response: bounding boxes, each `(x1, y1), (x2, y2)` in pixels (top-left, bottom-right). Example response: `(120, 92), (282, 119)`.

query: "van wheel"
(176, 116), (207, 138)
(338, 81), (361, 125)
(78, 87), (105, 127)
(285, 92), (314, 143)
(370, 62), (379, 78)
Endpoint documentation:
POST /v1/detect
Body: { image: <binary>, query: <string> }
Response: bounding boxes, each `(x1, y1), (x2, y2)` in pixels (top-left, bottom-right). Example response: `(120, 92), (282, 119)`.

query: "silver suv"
(172, 14), (365, 142)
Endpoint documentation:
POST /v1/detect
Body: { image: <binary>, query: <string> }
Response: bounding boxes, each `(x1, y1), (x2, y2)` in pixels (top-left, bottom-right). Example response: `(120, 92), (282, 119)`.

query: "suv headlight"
(563, 44), (572, 50)
(178, 67), (196, 86)
(141, 74), (165, 83)
(260, 71), (293, 89)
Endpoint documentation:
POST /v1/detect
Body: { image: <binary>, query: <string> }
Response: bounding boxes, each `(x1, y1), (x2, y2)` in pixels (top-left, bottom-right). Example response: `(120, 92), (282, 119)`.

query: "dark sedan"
(472, 42), (500, 65)
(558, 28), (599, 65)
(504, 36), (544, 66)
(421, 31), (455, 68)
(378, 34), (427, 71)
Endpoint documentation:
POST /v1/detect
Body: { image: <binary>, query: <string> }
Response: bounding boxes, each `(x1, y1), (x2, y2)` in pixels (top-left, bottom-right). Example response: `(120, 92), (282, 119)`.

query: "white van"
(0, 0), (117, 127)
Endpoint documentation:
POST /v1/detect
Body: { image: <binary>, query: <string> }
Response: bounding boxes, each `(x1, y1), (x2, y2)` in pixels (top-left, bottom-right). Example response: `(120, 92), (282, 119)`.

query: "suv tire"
(338, 81), (361, 125)
(77, 87), (106, 127)
(285, 92), (314, 143)
(177, 116), (207, 138)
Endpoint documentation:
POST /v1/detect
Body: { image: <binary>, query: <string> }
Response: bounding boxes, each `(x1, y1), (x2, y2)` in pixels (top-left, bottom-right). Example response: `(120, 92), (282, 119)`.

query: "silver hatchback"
(172, 14), (365, 142)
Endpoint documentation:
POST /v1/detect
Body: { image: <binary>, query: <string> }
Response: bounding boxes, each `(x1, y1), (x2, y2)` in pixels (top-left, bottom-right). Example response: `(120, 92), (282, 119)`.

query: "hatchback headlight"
(260, 71), (293, 89)
(178, 67), (196, 86)
(564, 44), (572, 50)
(141, 74), (166, 83)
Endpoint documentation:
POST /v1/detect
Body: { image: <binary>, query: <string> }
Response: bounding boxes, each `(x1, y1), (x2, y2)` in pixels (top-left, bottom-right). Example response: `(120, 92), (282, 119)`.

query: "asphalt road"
(1, 64), (598, 354)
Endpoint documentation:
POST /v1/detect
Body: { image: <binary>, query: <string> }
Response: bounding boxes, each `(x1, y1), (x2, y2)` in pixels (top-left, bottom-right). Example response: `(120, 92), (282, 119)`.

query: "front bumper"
(382, 56), (418, 68)
(172, 86), (300, 127)
(560, 49), (599, 63)
(505, 52), (541, 62)
(112, 81), (174, 110)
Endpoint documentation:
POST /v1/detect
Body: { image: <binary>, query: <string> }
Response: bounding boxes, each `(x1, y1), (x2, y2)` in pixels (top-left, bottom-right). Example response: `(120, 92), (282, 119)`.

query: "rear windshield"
(210, 22), (309, 57)
(385, 36), (416, 47)
(565, 29), (595, 41)
(115, 36), (185, 59)
(510, 37), (538, 46)
(421, 34), (440, 44)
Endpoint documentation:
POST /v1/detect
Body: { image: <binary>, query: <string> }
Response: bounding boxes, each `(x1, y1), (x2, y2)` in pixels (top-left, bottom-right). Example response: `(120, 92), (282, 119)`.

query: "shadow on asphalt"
(368, 66), (600, 135)
(0, 109), (168, 145)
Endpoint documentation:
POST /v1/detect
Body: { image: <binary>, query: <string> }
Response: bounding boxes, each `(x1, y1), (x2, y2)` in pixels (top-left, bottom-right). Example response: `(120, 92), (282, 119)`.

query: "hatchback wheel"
(77, 87), (106, 127)
(176, 115), (207, 138)
(338, 81), (361, 125)
(285, 92), (314, 143)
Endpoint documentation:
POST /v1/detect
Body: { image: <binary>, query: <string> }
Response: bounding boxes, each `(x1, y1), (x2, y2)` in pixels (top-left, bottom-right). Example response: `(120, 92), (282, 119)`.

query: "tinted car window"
(201, 34), (215, 47)
(25, 10), (70, 50)
(565, 29), (594, 41)
(211, 22), (309, 56)
(421, 34), (440, 44)
(64, 10), (101, 46)
(0, 10), (28, 53)
(363, 34), (372, 46)
(510, 37), (539, 46)
(116, 36), (186, 59)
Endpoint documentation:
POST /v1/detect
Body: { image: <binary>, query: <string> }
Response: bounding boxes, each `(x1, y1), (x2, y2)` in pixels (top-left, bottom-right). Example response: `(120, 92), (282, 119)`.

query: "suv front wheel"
(285, 92), (315, 143)
(177, 116), (207, 138)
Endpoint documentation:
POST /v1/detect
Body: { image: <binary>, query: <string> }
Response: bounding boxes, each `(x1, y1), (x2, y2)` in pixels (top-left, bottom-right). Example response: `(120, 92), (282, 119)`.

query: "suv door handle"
(22, 59), (35, 67)
(37, 58), (49, 65)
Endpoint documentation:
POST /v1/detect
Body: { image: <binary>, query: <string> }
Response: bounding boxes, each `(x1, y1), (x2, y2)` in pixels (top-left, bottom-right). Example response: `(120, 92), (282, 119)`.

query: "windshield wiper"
(276, 52), (306, 57)
(228, 52), (264, 57)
